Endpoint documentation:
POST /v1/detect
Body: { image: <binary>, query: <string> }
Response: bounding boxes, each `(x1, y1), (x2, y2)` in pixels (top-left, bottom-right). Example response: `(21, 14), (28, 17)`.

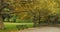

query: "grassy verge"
(0, 23), (33, 32)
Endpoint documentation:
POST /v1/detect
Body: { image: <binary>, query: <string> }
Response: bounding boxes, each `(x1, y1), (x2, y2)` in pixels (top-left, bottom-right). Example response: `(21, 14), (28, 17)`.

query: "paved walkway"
(19, 27), (60, 32)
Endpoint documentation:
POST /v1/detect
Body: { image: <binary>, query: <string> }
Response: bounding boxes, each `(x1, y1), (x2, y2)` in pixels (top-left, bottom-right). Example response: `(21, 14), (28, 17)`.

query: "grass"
(4, 22), (33, 25)
(4, 22), (33, 30)
(0, 22), (33, 32)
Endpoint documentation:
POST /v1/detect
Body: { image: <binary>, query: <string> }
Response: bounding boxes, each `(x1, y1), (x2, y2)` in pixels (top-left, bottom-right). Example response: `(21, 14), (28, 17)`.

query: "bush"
(16, 19), (32, 23)
(16, 25), (28, 30)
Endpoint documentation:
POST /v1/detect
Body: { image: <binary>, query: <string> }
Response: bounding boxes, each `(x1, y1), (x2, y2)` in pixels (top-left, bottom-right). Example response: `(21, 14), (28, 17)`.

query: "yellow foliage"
(4, 0), (60, 20)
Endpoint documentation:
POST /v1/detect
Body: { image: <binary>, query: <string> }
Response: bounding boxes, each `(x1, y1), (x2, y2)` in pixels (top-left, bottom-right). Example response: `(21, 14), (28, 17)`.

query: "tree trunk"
(0, 15), (5, 30)
(33, 13), (37, 27)
(38, 12), (41, 26)
(33, 15), (36, 27)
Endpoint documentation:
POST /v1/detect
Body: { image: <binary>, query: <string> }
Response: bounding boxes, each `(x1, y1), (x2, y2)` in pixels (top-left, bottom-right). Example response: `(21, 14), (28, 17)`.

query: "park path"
(19, 26), (60, 32)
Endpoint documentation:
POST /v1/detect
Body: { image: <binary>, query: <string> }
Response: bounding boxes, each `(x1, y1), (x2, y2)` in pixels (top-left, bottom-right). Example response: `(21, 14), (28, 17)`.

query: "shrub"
(16, 25), (28, 30)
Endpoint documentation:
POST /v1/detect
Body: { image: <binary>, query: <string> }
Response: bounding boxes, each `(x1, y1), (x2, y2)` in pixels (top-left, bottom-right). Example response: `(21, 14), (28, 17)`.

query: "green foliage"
(16, 25), (28, 30)
(16, 19), (32, 23)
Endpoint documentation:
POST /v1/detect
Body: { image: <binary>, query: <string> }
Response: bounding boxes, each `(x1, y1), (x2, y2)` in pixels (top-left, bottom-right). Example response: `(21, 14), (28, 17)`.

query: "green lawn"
(4, 22), (33, 25)
(4, 22), (33, 30)
(0, 22), (33, 32)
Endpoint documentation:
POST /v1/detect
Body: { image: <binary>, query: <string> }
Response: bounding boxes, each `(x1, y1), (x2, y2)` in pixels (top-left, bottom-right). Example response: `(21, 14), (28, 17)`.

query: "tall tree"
(0, 0), (5, 30)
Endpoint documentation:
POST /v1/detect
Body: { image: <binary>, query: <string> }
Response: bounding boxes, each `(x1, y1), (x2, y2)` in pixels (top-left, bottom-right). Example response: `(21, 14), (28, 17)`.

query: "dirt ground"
(19, 27), (60, 32)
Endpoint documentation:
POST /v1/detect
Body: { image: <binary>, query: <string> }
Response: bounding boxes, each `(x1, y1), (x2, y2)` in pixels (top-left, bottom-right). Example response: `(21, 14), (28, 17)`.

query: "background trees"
(0, 0), (60, 29)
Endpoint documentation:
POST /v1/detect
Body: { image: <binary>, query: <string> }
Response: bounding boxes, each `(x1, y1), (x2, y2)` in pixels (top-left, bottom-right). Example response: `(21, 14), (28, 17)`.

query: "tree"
(0, 0), (5, 29)
(0, 0), (59, 28)
(0, 0), (14, 29)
